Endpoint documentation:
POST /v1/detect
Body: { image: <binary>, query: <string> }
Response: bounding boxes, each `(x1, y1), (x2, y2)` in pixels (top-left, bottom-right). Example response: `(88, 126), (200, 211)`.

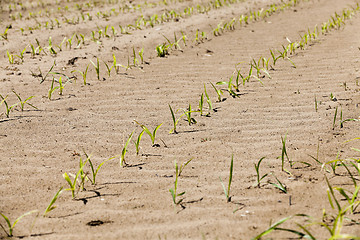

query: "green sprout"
(0, 210), (38, 237)
(220, 154), (234, 202)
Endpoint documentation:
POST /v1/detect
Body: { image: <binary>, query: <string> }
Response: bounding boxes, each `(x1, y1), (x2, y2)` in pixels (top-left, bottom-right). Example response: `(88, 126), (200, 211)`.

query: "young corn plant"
(6, 51), (15, 64)
(120, 131), (134, 167)
(0, 96), (7, 115)
(254, 157), (269, 187)
(216, 76), (238, 98)
(270, 173), (287, 194)
(132, 47), (139, 66)
(112, 54), (120, 74)
(71, 64), (89, 85)
(279, 133), (292, 174)
(156, 43), (169, 57)
(58, 76), (65, 95)
(198, 93), (204, 116)
(78, 156), (88, 191)
(85, 152), (116, 185)
(103, 61), (112, 77)
(169, 104), (181, 134)
(169, 160), (186, 206)
(220, 155), (234, 202)
(13, 91), (37, 111)
(338, 108), (359, 128)
(210, 82), (223, 102)
(90, 58), (100, 80)
(252, 214), (313, 239)
(43, 187), (63, 217)
(38, 61), (56, 84)
(0, 210), (38, 237)
(15, 46), (27, 63)
(333, 106), (338, 130)
(204, 84), (213, 116)
(63, 155), (89, 199)
(134, 120), (163, 146)
(178, 158), (193, 176)
(0, 26), (9, 40)
(183, 104), (197, 125)
(325, 176), (360, 237)
(134, 130), (145, 155)
(0, 94), (18, 118)
(138, 48), (144, 64)
(180, 31), (187, 46)
(48, 78), (59, 100)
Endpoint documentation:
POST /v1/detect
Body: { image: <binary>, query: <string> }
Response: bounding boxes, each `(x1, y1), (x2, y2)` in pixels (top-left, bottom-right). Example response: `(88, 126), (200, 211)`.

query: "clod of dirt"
(86, 220), (104, 226)
(86, 220), (113, 226)
(66, 107), (77, 111)
(67, 57), (79, 65)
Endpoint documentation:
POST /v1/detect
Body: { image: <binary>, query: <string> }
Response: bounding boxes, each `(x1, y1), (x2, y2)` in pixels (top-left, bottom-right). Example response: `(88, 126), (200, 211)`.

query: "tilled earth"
(1, 0), (360, 239)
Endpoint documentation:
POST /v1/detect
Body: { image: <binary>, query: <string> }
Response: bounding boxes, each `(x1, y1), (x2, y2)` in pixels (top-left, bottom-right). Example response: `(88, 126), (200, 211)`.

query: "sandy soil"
(1, 0), (360, 239)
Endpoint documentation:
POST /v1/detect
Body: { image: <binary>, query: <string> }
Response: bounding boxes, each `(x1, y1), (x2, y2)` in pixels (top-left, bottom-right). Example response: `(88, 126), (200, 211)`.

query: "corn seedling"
(0, 94), (18, 118)
(78, 156), (88, 191)
(270, 173), (287, 193)
(134, 120), (163, 146)
(216, 76), (238, 98)
(178, 158), (193, 177)
(322, 151), (342, 175)
(198, 93), (204, 116)
(0, 210), (38, 237)
(71, 64), (89, 85)
(90, 58), (100, 80)
(183, 104), (197, 125)
(0, 96), (7, 114)
(43, 187), (63, 217)
(57, 76), (66, 95)
(279, 133), (292, 174)
(112, 54), (120, 74)
(85, 153), (116, 185)
(172, 33), (181, 50)
(180, 31), (187, 46)
(338, 108), (359, 128)
(252, 214), (312, 239)
(103, 61), (112, 77)
(169, 104), (180, 134)
(156, 43), (169, 57)
(220, 154), (234, 202)
(134, 130), (145, 155)
(254, 157), (269, 187)
(48, 37), (57, 55)
(138, 48), (144, 64)
(63, 155), (89, 199)
(233, 68), (242, 91)
(132, 47), (139, 66)
(334, 183), (360, 216)
(12, 91), (37, 111)
(169, 160), (186, 206)
(333, 106), (338, 130)
(204, 84), (213, 116)
(6, 51), (14, 64)
(111, 26), (117, 39)
(15, 46), (27, 63)
(270, 50), (280, 66)
(325, 176), (360, 237)
(38, 61), (56, 84)
(48, 78), (59, 100)
(0, 27), (9, 40)
(120, 131), (134, 167)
